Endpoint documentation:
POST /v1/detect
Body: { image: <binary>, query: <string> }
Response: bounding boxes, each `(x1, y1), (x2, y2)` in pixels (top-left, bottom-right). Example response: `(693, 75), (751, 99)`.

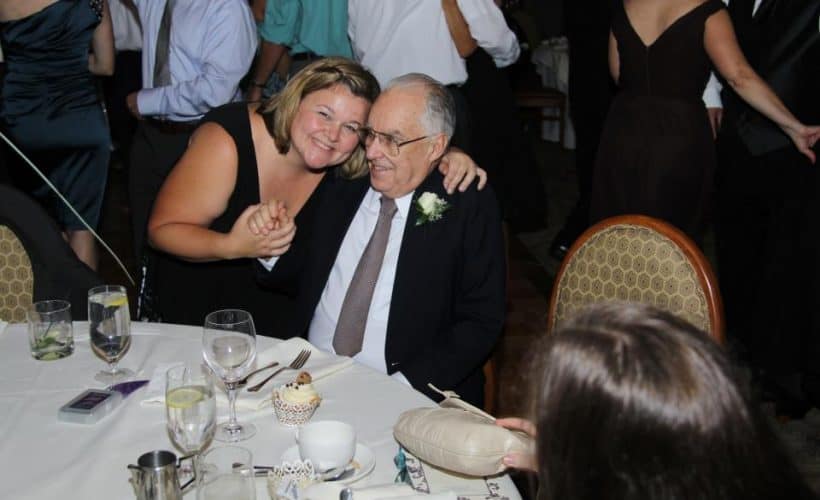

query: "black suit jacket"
(288, 170), (506, 406)
(721, 0), (820, 155)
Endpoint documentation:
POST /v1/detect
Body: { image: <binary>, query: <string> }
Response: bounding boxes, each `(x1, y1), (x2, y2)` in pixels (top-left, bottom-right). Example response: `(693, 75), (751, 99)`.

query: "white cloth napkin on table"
(302, 483), (457, 500)
(141, 337), (353, 411)
(0, 321), (8, 337)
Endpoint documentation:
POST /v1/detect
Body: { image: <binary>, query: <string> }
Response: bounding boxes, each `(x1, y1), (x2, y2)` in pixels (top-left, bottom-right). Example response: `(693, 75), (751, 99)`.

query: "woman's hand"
(248, 198), (287, 235)
(784, 123), (820, 164)
(495, 417), (537, 472)
(438, 147), (488, 194)
(228, 203), (296, 258)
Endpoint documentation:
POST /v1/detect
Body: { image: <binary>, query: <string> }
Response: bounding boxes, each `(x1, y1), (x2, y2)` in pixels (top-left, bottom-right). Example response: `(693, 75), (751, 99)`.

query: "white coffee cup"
(296, 420), (356, 471)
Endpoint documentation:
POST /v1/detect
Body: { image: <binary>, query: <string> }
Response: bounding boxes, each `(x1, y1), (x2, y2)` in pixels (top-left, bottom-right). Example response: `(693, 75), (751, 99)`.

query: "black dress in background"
(0, 0), (110, 230)
(590, 0), (724, 241)
(153, 103), (328, 337)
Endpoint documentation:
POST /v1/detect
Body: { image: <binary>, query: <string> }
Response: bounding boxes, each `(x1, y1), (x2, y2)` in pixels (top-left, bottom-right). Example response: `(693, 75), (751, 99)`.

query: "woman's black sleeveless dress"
(590, 0), (725, 241)
(0, 0), (110, 230)
(153, 103), (328, 337)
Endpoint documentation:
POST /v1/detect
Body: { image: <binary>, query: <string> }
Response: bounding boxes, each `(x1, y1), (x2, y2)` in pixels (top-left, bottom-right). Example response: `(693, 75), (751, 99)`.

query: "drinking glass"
(166, 363), (216, 479)
(197, 446), (255, 500)
(88, 285), (133, 383)
(202, 309), (256, 442)
(27, 300), (74, 360)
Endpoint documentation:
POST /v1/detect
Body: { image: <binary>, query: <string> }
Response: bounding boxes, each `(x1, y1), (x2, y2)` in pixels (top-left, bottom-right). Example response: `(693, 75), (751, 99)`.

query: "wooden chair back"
(547, 215), (724, 342)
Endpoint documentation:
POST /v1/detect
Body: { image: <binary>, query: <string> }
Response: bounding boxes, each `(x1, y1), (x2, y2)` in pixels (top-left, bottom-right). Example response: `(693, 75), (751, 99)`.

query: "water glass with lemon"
(88, 285), (133, 383)
(166, 363), (216, 480)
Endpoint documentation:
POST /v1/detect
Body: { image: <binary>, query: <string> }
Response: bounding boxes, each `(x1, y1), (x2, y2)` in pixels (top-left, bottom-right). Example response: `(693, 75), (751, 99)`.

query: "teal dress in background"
(0, 0), (110, 230)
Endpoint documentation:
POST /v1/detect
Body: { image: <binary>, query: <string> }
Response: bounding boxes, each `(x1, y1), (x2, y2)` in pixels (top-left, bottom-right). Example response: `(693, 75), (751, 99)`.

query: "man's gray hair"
(384, 73), (456, 139)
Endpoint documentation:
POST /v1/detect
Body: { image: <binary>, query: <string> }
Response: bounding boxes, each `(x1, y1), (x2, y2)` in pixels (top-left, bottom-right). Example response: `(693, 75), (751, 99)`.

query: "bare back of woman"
(0, 0), (60, 22)
(622, 0), (710, 48)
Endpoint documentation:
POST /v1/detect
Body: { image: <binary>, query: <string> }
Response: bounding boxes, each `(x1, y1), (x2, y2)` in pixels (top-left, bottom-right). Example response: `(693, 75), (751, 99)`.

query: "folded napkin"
(141, 337), (353, 411)
(302, 483), (456, 500)
(0, 321), (8, 337)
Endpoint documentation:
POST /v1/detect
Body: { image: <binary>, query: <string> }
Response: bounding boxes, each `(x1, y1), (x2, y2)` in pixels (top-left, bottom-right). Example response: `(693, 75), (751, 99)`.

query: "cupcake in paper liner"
(273, 371), (321, 426)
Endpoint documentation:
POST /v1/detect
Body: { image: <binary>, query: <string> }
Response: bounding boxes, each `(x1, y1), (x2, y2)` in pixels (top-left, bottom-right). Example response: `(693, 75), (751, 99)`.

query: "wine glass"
(197, 446), (255, 500)
(88, 285), (133, 384)
(202, 309), (257, 442)
(166, 362), (216, 480)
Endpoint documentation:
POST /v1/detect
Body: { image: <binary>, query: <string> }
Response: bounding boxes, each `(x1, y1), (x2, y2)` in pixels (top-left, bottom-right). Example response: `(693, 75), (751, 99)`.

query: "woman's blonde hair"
(258, 57), (380, 178)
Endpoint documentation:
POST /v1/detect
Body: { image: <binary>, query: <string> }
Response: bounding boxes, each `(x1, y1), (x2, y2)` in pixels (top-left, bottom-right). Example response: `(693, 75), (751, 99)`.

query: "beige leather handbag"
(393, 385), (534, 477)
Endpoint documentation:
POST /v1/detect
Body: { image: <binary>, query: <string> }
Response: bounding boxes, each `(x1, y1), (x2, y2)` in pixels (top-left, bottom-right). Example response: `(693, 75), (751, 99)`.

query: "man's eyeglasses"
(359, 128), (430, 157)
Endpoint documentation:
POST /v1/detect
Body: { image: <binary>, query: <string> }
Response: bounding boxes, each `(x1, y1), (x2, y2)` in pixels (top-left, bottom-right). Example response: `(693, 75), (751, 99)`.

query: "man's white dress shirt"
(347, 0), (519, 87)
(308, 188), (414, 382)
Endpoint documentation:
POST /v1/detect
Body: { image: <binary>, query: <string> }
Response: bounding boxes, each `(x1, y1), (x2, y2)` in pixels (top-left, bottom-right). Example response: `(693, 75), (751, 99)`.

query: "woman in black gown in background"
(0, 0), (114, 269)
(590, 0), (818, 242)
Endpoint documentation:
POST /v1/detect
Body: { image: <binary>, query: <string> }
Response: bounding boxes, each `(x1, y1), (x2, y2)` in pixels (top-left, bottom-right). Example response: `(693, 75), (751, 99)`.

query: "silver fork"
(246, 349), (311, 392)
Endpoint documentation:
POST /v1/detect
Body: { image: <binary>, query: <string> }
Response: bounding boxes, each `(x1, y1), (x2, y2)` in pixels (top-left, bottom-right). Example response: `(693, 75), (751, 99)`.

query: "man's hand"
(126, 92), (143, 120)
(247, 198), (288, 236)
(495, 417), (537, 472)
(438, 147), (488, 194)
(706, 107), (722, 139)
(229, 203), (295, 258)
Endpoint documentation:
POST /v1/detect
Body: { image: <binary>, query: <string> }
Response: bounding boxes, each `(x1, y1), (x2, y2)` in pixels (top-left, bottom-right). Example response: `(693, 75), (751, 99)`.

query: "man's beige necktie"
(153, 0), (175, 87)
(333, 197), (398, 357)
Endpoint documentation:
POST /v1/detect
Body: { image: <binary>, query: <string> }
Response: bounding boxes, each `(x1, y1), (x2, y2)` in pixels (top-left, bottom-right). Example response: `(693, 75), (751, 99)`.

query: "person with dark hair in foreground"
(498, 302), (817, 500)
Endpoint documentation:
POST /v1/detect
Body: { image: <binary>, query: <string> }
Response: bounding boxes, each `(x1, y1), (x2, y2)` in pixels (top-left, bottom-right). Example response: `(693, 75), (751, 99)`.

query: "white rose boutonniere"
(414, 192), (450, 226)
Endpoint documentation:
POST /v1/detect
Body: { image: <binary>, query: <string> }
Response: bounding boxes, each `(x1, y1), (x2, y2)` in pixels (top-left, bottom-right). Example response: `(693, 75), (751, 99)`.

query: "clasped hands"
(230, 199), (295, 259)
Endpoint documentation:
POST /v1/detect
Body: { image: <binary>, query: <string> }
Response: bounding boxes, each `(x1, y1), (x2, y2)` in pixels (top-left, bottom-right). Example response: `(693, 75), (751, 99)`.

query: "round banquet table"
(0, 321), (522, 499)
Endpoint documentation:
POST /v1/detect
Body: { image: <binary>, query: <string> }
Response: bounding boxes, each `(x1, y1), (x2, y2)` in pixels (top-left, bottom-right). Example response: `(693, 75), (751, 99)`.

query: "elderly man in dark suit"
(711, 0), (820, 415)
(262, 73), (505, 407)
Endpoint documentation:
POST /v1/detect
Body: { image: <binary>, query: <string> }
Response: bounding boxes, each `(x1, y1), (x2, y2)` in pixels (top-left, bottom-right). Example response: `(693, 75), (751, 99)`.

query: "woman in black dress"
(590, 0), (818, 241)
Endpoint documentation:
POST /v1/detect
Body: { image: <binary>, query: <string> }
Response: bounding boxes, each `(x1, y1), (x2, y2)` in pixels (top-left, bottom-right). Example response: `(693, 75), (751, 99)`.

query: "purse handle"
(427, 384), (496, 422)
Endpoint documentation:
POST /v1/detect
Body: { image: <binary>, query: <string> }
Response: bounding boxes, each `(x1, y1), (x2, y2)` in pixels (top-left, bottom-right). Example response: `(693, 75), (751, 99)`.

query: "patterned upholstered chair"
(547, 215), (724, 342)
(0, 184), (102, 322)
(0, 224), (34, 322)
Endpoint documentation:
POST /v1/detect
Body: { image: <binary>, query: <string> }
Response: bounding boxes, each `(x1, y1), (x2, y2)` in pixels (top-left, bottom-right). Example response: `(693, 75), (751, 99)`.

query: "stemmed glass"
(88, 285), (133, 384)
(166, 363), (216, 480)
(202, 309), (257, 442)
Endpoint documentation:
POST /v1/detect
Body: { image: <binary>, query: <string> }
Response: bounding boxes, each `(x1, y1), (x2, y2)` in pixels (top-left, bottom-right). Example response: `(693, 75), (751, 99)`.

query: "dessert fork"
(246, 349), (311, 392)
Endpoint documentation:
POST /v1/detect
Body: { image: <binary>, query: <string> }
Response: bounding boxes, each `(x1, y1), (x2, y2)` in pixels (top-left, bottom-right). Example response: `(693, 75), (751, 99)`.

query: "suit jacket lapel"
(757, 1), (819, 73)
(753, 0), (776, 20)
(385, 171), (451, 365)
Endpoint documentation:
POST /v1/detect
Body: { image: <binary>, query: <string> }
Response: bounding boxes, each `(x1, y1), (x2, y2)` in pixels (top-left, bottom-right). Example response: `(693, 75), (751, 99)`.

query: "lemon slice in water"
(104, 294), (128, 308)
(166, 386), (206, 409)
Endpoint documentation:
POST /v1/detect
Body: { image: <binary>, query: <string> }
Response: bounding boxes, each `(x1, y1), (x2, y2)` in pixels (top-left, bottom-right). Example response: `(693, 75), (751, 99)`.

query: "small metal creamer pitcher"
(128, 450), (195, 500)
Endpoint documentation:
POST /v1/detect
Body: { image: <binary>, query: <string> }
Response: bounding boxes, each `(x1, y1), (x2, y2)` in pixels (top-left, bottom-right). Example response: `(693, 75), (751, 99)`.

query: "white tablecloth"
(0, 322), (521, 499)
(532, 37), (576, 149)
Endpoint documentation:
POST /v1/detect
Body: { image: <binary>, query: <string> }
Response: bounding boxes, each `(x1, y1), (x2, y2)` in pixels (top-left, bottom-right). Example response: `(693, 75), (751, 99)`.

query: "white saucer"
(280, 443), (375, 485)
